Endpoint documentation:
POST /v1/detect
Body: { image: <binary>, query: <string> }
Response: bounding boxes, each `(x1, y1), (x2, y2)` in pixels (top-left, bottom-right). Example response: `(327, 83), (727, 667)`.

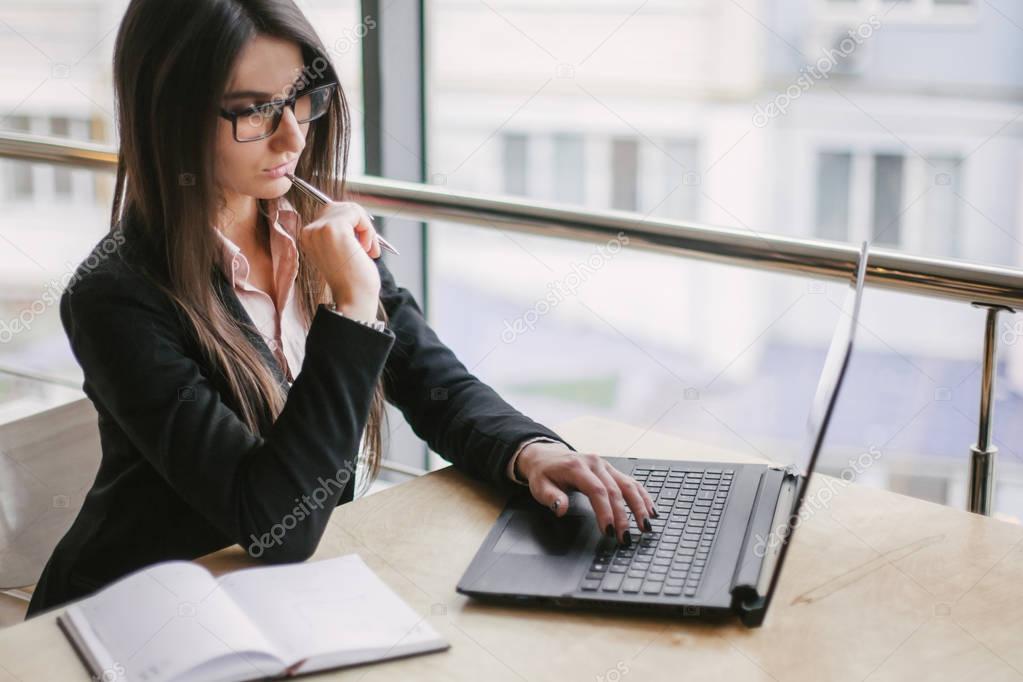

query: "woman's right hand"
(297, 200), (383, 322)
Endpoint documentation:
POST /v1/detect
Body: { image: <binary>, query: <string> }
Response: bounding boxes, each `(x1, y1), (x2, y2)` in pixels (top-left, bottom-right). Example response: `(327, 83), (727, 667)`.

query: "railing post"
(968, 303), (1014, 515)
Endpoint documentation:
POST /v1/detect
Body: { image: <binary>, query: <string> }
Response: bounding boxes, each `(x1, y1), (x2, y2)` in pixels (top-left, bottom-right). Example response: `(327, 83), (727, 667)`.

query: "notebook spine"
(57, 613), (106, 682)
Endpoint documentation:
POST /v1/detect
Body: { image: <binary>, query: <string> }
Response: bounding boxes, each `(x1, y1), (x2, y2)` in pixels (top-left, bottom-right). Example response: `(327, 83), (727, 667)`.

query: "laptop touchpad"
(493, 512), (586, 556)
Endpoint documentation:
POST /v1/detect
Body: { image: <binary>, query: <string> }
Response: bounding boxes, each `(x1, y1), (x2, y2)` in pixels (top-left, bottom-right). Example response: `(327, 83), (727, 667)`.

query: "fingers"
(532, 452), (656, 547)
(351, 209), (373, 252)
(608, 467), (655, 533)
(308, 202), (381, 260)
(569, 463), (618, 543)
(593, 465), (632, 545)
(609, 465), (657, 518)
(532, 478), (569, 518)
(352, 206), (382, 260)
(369, 226), (382, 259)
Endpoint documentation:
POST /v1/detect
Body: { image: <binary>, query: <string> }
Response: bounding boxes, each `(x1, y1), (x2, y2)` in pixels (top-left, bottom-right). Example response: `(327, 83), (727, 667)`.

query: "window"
(3, 115), (102, 204)
(502, 133), (528, 197)
(823, 0), (977, 19)
(50, 117), (74, 199)
(553, 133), (585, 205)
(813, 149), (970, 258)
(610, 137), (638, 211)
(426, 0), (1022, 519)
(871, 154), (905, 246)
(815, 152), (853, 242)
(657, 139), (701, 222)
(6, 115), (34, 201)
(922, 157), (963, 258)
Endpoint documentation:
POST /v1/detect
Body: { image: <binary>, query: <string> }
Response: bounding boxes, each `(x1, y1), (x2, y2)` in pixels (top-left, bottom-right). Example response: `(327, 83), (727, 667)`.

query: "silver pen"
(284, 171), (400, 256)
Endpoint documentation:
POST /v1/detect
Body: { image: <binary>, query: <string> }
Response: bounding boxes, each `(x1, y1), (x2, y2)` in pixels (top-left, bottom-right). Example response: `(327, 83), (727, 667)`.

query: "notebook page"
(217, 554), (447, 669)
(67, 561), (286, 682)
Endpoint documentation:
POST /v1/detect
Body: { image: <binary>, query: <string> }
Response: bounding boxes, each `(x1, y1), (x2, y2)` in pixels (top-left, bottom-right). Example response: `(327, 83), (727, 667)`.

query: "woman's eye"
(236, 101), (271, 112)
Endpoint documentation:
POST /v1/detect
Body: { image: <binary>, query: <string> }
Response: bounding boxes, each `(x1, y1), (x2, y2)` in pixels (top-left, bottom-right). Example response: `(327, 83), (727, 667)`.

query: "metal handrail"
(1, 131), (1018, 514)
(0, 364), (81, 390)
(3, 130), (1023, 308)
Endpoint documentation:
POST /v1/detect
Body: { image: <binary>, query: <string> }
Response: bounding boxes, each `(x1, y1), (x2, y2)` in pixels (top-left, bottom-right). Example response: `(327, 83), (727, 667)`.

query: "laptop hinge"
(730, 465), (800, 626)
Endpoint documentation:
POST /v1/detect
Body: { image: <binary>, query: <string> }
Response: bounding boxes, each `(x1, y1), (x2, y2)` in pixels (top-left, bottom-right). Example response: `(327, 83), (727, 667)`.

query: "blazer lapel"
(212, 267), (291, 395)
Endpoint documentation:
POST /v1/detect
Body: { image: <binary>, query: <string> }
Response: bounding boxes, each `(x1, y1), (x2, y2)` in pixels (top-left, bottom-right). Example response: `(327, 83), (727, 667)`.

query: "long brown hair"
(108, 0), (388, 498)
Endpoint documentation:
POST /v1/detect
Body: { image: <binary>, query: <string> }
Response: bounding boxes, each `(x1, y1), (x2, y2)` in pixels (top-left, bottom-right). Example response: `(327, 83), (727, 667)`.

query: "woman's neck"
(218, 194), (269, 254)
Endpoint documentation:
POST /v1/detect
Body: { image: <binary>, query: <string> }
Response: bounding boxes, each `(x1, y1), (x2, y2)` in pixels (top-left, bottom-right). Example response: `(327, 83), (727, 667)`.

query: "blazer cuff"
(321, 303), (390, 335)
(506, 436), (568, 486)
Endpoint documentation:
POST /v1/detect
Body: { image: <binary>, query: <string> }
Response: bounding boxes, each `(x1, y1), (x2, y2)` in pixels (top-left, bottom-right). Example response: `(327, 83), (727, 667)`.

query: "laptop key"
(581, 579), (602, 591)
(601, 573), (625, 592)
(622, 578), (643, 593)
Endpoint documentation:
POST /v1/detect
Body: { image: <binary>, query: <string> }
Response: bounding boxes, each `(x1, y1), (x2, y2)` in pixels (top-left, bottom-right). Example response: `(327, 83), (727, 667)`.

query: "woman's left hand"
(516, 441), (657, 545)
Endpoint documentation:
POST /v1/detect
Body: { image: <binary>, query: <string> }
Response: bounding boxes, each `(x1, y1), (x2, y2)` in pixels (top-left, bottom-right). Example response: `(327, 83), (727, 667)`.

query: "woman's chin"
(253, 176), (291, 198)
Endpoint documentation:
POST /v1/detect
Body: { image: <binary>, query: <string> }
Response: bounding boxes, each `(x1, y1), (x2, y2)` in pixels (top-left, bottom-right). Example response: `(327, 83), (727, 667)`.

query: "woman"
(26, 0), (655, 617)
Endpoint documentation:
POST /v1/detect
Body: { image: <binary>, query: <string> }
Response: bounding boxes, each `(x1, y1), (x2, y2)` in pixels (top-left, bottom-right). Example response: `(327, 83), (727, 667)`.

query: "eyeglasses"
(219, 82), (336, 142)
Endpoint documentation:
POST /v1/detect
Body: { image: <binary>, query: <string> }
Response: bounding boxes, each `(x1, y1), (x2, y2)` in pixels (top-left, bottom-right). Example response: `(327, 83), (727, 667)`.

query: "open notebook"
(57, 553), (449, 682)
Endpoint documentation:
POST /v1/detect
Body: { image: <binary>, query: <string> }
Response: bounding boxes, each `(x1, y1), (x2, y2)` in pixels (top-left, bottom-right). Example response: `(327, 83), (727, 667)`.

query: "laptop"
(456, 241), (869, 627)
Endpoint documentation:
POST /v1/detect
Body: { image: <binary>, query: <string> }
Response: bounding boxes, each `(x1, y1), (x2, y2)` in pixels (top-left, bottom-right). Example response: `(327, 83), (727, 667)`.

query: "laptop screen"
(799, 242), (868, 478)
(758, 240), (869, 616)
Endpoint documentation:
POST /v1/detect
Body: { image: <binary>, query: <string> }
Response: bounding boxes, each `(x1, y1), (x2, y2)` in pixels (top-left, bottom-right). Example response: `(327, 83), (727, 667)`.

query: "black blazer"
(26, 225), (575, 618)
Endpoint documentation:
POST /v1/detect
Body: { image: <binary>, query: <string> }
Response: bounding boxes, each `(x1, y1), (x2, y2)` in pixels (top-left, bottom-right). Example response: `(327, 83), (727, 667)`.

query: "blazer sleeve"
(60, 271), (396, 563)
(375, 258), (577, 494)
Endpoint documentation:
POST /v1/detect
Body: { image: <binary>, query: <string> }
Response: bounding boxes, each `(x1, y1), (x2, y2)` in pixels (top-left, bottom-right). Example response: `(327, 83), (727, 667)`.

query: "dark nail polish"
(643, 517), (653, 533)
(623, 530), (633, 546)
(651, 509), (660, 519)
(605, 523), (615, 539)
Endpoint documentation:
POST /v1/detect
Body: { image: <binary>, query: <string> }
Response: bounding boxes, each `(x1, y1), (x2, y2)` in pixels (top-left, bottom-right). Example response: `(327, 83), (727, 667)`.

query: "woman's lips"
(264, 159), (297, 178)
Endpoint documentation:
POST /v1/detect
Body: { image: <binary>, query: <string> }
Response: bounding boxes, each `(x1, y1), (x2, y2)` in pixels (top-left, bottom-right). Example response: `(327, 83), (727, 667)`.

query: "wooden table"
(1, 416), (1022, 681)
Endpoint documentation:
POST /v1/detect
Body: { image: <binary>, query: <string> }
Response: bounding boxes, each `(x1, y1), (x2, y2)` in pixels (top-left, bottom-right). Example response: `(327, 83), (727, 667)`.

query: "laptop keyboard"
(578, 466), (734, 598)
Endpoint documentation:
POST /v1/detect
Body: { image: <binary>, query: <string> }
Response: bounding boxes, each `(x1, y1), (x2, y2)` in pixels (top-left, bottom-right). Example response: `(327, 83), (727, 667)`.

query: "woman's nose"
(271, 106), (305, 150)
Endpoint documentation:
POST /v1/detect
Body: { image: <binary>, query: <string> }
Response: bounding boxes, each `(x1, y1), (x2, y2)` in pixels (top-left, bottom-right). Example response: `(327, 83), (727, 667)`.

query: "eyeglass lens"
(235, 86), (332, 141)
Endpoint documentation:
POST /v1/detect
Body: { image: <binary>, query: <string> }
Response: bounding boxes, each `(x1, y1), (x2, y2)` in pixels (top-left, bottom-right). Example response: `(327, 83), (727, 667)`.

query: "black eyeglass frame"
(218, 81), (338, 142)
